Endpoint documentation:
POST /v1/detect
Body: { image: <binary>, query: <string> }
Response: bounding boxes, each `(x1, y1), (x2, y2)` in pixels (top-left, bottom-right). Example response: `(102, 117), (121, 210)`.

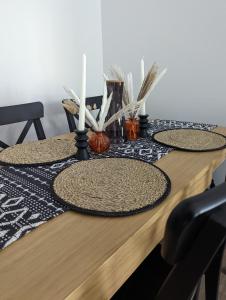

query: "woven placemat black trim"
(152, 128), (226, 152)
(0, 153), (77, 167)
(51, 157), (171, 217)
(0, 138), (77, 167)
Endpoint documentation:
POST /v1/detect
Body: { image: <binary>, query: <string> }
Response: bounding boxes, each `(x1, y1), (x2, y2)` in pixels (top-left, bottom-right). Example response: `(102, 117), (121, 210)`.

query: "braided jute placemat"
(152, 129), (226, 152)
(52, 158), (171, 217)
(0, 138), (77, 166)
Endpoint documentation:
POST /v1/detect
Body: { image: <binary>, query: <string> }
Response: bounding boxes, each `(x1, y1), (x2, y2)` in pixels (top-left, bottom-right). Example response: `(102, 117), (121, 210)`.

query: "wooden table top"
(0, 127), (226, 300)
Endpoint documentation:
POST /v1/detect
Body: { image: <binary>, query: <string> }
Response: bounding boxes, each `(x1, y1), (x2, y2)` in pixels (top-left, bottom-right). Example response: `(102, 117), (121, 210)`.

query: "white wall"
(101, 0), (226, 183)
(0, 0), (103, 144)
(102, 0), (226, 125)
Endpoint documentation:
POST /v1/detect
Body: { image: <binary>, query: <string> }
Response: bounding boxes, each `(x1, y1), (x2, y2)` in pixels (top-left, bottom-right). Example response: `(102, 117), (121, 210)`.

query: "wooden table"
(0, 128), (226, 300)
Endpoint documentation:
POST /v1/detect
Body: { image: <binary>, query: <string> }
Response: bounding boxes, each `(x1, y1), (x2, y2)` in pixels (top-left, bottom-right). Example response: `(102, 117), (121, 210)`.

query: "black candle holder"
(139, 114), (149, 138)
(74, 129), (90, 160)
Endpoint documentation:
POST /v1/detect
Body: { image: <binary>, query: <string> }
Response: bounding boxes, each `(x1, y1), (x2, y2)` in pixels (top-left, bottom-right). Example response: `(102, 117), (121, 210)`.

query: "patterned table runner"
(0, 120), (216, 249)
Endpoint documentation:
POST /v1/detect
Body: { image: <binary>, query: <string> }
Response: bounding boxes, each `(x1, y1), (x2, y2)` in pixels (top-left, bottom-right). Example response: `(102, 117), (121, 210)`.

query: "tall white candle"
(140, 58), (146, 115)
(78, 54), (86, 131)
(127, 72), (134, 103)
(130, 73), (134, 102)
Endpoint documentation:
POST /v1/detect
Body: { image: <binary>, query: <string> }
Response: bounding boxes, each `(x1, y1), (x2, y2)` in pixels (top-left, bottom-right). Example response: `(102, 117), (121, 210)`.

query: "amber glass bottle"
(124, 118), (139, 141)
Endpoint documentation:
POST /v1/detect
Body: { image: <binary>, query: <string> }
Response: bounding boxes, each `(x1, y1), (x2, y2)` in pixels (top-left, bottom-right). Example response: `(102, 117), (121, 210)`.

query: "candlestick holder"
(139, 115), (149, 138)
(75, 129), (90, 160)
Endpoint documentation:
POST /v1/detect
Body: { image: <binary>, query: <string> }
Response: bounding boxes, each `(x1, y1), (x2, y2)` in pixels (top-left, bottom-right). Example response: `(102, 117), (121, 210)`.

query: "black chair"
(112, 183), (226, 300)
(62, 96), (102, 132)
(211, 179), (216, 188)
(0, 102), (46, 149)
(210, 172), (226, 189)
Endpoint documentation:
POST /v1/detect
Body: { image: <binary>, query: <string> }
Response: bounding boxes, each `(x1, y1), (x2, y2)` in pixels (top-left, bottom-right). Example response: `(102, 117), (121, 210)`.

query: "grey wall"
(102, 0), (226, 125)
(101, 0), (226, 183)
(0, 0), (103, 143)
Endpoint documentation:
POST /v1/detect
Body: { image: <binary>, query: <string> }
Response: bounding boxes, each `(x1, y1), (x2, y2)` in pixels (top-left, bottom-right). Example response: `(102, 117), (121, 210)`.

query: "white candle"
(127, 72), (134, 103)
(140, 58), (146, 115)
(130, 73), (134, 102)
(78, 54), (86, 131)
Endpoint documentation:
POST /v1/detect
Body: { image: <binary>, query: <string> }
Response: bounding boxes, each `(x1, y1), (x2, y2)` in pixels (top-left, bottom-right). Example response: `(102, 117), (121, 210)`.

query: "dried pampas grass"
(110, 65), (130, 106)
(110, 61), (167, 118)
(63, 83), (113, 132)
(137, 63), (158, 101)
(103, 98), (145, 130)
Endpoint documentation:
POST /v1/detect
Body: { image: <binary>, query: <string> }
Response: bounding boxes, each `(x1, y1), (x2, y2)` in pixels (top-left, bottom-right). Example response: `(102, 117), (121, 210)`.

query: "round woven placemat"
(0, 139), (77, 166)
(152, 129), (226, 152)
(52, 158), (171, 217)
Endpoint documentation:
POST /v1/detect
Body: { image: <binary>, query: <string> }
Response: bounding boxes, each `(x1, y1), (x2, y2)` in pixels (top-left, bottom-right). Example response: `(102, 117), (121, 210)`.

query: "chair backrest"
(0, 102), (46, 149)
(62, 96), (102, 132)
(156, 183), (226, 300)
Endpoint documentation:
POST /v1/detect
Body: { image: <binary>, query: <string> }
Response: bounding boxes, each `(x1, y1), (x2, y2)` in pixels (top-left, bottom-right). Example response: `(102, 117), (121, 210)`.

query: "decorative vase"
(88, 131), (110, 153)
(106, 80), (124, 143)
(124, 118), (139, 141)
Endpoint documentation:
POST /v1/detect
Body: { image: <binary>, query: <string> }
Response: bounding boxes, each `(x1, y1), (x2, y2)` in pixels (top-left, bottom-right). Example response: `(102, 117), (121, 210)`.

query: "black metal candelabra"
(74, 129), (90, 160)
(139, 114), (149, 138)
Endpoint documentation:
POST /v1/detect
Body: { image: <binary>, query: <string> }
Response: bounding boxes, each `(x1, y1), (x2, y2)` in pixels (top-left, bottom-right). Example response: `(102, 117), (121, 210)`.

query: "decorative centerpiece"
(88, 131), (110, 153)
(64, 69), (113, 154)
(64, 64), (147, 152)
(105, 80), (124, 143)
(109, 67), (140, 141)
(138, 59), (167, 138)
(63, 56), (168, 155)
(124, 118), (139, 141)
(110, 60), (167, 140)
(124, 72), (140, 140)
(87, 82), (113, 153)
(72, 54), (90, 160)
(139, 58), (149, 138)
(74, 128), (90, 160)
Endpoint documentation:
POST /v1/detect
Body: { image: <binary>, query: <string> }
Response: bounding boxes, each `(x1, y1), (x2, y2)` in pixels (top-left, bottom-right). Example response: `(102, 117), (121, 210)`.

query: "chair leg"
(33, 119), (46, 140)
(64, 108), (77, 132)
(0, 140), (9, 149)
(16, 120), (33, 144)
(192, 280), (201, 300)
(205, 242), (225, 300)
(210, 179), (216, 189)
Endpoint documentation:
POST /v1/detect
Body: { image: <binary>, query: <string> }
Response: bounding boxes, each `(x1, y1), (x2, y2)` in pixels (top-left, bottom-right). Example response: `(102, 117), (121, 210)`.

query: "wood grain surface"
(0, 127), (225, 300)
